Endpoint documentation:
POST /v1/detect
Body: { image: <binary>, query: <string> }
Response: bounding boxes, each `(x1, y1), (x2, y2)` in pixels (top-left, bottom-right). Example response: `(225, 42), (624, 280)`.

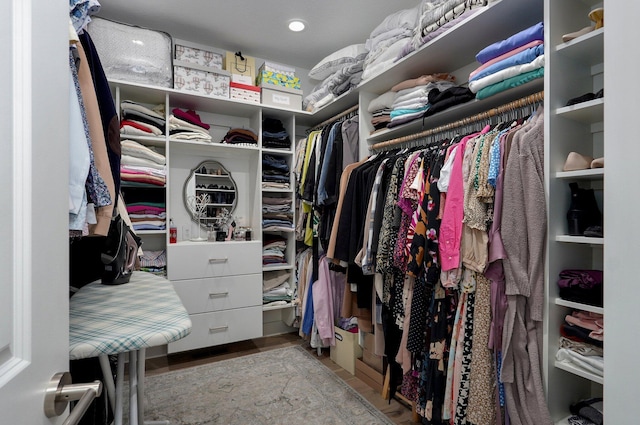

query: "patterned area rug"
(139, 345), (394, 425)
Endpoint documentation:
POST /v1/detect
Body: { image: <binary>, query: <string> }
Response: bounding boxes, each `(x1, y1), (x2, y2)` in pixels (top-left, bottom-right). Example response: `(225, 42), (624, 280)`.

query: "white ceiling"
(95, 0), (422, 72)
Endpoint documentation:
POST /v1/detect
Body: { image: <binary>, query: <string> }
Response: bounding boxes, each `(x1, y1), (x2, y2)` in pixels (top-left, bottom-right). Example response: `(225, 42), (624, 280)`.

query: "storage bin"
(256, 69), (301, 90)
(174, 40), (223, 70)
(330, 326), (362, 375)
(173, 61), (230, 98)
(87, 17), (173, 88)
(230, 82), (260, 104)
(260, 83), (302, 110)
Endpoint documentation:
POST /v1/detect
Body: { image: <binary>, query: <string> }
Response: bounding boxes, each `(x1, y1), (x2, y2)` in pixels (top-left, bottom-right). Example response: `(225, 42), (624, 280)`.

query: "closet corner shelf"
(555, 235), (604, 245)
(554, 361), (604, 385)
(555, 99), (604, 123)
(555, 27), (604, 64)
(263, 264), (294, 272)
(555, 168), (604, 179)
(554, 298), (604, 315)
(262, 302), (294, 312)
(262, 228), (295, 234)
(170, 139), (260, 155)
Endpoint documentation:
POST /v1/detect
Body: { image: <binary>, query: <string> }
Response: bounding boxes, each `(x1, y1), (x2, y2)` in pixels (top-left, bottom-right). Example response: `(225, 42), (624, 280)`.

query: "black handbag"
(101, 214), (142, 285)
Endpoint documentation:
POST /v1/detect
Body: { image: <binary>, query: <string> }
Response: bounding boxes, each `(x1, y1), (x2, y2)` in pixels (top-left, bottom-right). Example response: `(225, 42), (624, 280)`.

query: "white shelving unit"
(545, 0), (605, 422)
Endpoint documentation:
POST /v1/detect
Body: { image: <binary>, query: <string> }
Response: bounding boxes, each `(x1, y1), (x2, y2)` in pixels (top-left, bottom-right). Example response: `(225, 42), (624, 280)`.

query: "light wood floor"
(145, 332), (417, 425)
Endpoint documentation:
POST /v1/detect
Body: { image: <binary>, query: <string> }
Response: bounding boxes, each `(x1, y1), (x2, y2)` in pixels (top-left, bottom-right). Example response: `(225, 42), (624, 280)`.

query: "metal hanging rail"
(369, 91), (544, 151)
(308, 104), (359, 132)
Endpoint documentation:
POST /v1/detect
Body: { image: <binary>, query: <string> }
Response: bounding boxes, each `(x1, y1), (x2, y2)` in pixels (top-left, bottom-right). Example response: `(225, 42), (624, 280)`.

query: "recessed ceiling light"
(288, 20), (306, 32)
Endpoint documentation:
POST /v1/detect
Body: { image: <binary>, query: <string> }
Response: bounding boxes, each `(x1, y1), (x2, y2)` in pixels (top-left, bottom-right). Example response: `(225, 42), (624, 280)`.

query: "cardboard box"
(173, 61), (230, 98)
(260, 83), (302, 110)
(256, 68), (301, 90)
(231, 74), (254, 85)
(224, 51), (255, 80)
(230, 82), (260, 104)
(174, 40), (223, 70)
(361, 331), (384, 373)
(355, 358), (384, 393)
(330, 326), (362, 375)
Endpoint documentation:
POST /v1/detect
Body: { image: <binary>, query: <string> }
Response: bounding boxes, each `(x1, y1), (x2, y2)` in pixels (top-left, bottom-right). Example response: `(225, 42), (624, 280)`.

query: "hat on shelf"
(563, 152), (594, 171)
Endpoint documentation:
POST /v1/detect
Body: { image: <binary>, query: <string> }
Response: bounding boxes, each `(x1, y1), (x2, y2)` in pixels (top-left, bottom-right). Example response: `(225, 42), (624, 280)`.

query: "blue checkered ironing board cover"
(69, 271), (192, 360)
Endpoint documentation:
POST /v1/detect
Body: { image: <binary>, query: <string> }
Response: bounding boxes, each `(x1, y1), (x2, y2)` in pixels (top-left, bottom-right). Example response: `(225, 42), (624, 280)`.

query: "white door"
(0, 1), (72, 424)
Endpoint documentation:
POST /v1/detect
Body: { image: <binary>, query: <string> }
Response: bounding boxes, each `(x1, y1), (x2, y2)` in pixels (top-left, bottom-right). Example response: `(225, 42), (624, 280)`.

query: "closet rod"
(308, 104), (359, 132)
(370, 91), (544, 151)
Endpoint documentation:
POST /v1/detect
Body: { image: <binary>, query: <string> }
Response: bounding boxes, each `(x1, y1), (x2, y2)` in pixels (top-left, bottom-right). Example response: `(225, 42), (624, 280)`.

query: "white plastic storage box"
(173, 61), (230, 98)
(87, 17), (173, 88)
(230, 82), (261, 103)
(259, 83), (303, 110)
(174, 40), (223, 70)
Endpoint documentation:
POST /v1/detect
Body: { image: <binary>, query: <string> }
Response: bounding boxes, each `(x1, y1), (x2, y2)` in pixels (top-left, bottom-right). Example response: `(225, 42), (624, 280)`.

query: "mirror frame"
(183, 160), (238, 230)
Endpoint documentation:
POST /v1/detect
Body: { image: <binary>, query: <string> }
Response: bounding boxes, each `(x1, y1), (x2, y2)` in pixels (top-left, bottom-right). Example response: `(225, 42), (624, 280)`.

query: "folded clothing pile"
(221, 127), (258, 146)
(139, 249), (167, 277)
(120, 100), (165, 137)
(262, 117), (291, 149)
(263, 269), (293, 305)
(263, 235), (288, 266)
(361, 5), (420, 81)
(557, 310), (604, 378)
(469, 21), (544, 100)
(125, 201), (166, 232)
(262, 154), (290, 189)
(303, 44), (369, 112)
(557, 269), (603, 307)
(399, 0), (488, 61)
(263, 196), (292, 214)
(169, 108), (211, 143)
(120, 139), (166, 187)
(387, 75), (456, 128)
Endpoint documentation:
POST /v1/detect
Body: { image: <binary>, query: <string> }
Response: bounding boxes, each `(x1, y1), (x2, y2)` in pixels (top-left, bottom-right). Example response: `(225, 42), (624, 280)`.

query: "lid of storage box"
(230, 81), (261, 92)
(173, 59), (231, 75)
(259, 82), (302, 95)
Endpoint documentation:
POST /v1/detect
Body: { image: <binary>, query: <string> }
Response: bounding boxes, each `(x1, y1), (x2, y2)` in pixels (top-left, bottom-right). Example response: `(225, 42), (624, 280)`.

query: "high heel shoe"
(589, 7), (604, 29)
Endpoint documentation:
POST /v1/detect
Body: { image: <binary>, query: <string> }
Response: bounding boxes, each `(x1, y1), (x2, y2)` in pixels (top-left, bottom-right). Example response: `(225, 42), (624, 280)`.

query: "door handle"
(208, 257), (228, 263)
(44, 372), (103, 425)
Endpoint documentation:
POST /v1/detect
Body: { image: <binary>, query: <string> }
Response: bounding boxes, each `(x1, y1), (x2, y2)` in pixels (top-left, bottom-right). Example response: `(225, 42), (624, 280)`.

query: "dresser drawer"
(167, 306), (262, 353)
(172, 274), (261, 314)
(167, 241), (261, 280)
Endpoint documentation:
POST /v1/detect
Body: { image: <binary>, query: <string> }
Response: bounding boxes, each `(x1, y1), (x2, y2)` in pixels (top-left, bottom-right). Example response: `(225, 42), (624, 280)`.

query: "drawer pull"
(208, 291), (229, 298)
(209, 325), (228, 333)
(208, 257), (228, 264)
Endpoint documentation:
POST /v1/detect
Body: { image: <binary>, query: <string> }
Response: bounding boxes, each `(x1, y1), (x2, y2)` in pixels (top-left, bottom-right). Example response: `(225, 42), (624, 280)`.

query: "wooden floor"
(145, 332), (417, 425)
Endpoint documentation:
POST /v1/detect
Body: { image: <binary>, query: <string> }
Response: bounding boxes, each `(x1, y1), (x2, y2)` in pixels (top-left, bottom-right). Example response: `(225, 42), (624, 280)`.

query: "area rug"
(139, 345), (394, 425)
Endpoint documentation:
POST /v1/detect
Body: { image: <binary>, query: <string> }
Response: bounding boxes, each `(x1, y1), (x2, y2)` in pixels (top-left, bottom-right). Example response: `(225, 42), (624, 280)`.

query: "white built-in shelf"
(262, 148), (293, 155)
(555, 27), (604, 65)
(555, 168), (604, 179)
(261, 187), (293, 193)
(262, 228), (295, 233)
(309, 0), (542, 125)
(367, 79), (544, 144)
(111, 79), (312, 121)
(194, 173), (230, 178)
(554, 361), (603, 385)
(120, 134), (166, 147)
(555, 235), (604, 245)
(262, 302), (295, 311)
(120, 182), (165, 189)
(555, 98), (604, 123)
(263, 264), (294, 272)
(554, 298), (604, 315)
(136, 230), (166, 235)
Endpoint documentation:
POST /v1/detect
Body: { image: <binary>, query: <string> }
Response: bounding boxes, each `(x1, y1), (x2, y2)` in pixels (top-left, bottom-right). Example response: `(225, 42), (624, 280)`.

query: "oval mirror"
(183, 160), (237, 234)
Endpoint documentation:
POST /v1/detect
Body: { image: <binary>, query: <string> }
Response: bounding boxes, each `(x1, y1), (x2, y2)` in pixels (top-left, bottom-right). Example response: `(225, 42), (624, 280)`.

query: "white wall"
(604, 2), (640, 421)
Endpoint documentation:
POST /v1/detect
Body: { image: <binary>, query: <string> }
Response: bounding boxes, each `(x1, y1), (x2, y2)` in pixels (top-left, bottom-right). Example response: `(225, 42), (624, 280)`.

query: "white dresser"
(167, 240), (263, 353)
